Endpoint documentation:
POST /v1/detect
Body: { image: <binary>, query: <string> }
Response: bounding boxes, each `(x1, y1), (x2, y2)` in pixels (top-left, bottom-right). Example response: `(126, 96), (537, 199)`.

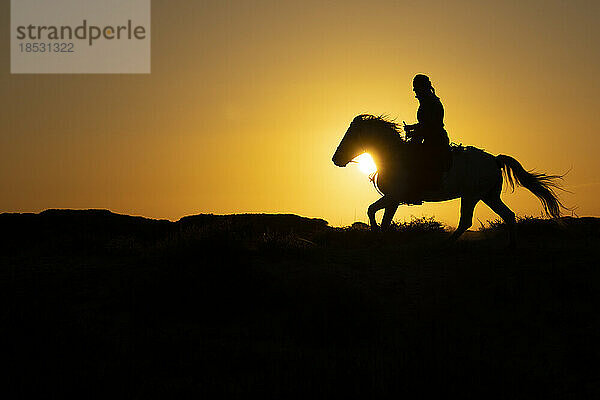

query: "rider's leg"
(427, 146), (448, 189)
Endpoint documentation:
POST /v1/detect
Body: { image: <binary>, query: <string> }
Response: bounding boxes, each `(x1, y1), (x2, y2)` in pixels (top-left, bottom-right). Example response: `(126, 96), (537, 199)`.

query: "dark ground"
(1, 209), (600, 398)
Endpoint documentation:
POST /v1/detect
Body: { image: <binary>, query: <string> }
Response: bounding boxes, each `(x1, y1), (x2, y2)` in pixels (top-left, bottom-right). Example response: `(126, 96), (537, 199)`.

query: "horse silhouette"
(332, 114), (567, 246)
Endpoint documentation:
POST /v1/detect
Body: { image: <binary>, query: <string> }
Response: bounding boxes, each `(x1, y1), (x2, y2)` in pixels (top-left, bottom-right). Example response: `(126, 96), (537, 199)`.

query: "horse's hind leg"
(482, 192), (516, 248)
(449, 196), (479, 242)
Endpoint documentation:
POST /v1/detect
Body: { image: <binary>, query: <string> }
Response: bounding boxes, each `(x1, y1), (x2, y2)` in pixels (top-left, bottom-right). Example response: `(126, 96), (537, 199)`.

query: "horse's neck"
(372, 138), (404, 170)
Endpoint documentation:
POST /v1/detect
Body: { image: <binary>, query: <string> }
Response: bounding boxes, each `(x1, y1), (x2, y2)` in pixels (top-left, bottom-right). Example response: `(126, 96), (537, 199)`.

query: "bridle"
(345, 120), (386, 195)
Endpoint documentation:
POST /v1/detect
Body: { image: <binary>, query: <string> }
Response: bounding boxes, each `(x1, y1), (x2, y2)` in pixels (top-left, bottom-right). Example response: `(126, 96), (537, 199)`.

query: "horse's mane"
(353, 114), (407, 144)
(352, 114), (408, 195)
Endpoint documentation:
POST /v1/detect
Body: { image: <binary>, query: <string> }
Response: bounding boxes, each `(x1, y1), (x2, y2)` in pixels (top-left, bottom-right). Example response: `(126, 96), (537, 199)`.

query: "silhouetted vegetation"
(2, 210), (600, 398)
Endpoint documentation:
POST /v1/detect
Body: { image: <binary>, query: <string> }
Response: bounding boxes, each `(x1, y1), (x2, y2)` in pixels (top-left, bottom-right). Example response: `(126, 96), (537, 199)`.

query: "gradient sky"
(1, 0), (599, 226)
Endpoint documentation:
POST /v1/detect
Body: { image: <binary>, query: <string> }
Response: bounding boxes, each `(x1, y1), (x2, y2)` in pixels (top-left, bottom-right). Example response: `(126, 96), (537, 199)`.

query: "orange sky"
(1, 0), (599, 227)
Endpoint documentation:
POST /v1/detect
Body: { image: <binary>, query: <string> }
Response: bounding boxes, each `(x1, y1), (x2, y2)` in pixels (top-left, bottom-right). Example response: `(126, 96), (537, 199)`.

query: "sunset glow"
(354, 153), (377, 175)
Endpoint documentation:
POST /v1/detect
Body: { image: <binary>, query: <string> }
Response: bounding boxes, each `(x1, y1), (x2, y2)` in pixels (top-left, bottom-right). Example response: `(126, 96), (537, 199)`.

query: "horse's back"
(426, 145), (500, 200)
(462, 145), (498, 172)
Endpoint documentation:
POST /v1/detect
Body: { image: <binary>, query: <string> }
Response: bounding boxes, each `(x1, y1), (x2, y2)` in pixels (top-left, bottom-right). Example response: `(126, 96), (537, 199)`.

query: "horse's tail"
(495, 154), (566, 219)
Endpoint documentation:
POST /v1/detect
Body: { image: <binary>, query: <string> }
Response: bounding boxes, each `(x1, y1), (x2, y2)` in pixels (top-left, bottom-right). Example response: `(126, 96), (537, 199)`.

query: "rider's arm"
(403, 122), (423, 141)
(403, 121), (418, 133)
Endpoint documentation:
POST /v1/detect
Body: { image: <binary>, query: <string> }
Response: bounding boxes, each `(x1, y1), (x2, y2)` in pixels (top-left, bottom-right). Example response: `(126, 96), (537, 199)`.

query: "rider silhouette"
(403, 74), (451, 196)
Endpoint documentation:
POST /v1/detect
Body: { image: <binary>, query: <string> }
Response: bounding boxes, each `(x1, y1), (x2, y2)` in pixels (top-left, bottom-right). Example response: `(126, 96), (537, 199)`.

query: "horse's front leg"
(367, 196), (397, 232)
(381, 201), (400, 231)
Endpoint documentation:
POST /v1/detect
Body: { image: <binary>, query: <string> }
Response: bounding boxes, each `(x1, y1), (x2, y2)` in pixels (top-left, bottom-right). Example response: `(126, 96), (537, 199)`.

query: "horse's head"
(332, 115), (368, 167)
(332, 114), (404, 167)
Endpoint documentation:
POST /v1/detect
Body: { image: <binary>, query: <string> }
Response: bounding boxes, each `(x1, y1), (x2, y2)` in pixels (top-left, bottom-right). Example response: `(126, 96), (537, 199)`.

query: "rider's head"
(413, 74), (435, 99)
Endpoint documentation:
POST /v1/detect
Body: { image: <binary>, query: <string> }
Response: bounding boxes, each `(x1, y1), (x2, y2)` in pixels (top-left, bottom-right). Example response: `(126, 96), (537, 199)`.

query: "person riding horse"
(403, 74), (452, 197)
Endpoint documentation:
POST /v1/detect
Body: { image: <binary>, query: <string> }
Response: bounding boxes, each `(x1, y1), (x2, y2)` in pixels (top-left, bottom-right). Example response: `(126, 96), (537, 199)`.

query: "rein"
(369, 172), (383, 196)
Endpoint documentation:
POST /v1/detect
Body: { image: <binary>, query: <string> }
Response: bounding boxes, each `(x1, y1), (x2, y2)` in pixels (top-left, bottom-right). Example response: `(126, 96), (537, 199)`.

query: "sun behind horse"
(332, 114), (567, 246)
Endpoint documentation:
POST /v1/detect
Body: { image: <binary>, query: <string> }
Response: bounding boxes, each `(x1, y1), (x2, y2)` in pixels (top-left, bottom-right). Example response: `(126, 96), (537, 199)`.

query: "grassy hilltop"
(1, 209), (600, 398)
